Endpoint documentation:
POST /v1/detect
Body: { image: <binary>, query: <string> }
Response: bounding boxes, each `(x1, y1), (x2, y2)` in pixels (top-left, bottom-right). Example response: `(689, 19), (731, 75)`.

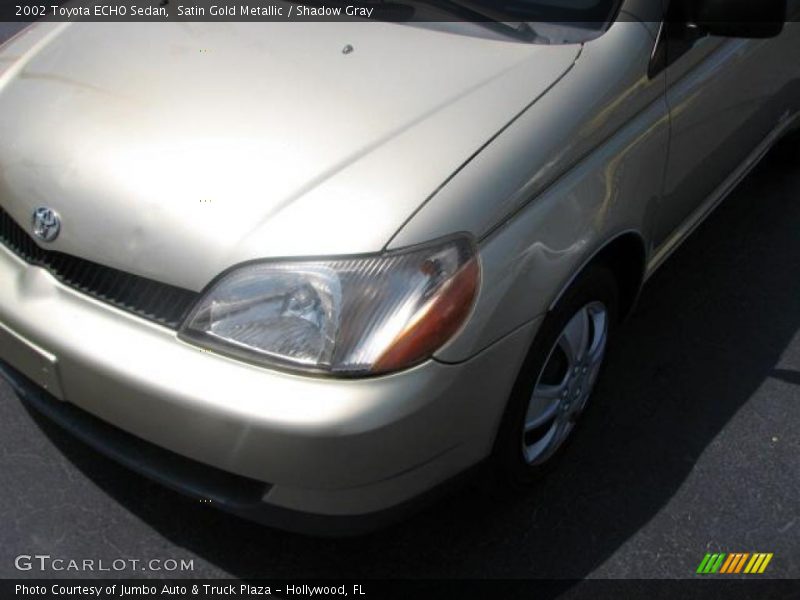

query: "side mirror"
(685, 0), (788, 38)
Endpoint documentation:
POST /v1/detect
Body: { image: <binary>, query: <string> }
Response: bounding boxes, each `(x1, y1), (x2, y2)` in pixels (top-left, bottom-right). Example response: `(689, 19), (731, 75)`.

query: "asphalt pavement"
(1, 22), (799, 582)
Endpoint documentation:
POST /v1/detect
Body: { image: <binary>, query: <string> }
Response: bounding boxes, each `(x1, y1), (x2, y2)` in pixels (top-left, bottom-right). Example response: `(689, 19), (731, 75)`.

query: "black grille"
(0, 206), (199, 329)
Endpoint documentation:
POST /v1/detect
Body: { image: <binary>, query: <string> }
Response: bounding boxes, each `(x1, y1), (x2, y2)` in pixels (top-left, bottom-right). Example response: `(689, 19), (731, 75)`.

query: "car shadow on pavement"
(22, 133), (800, 579)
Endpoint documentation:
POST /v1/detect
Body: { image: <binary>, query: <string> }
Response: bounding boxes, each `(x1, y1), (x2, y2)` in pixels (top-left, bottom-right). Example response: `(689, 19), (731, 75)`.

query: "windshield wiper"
(365, 0), (540, 41)
(433, 0), (539, 40)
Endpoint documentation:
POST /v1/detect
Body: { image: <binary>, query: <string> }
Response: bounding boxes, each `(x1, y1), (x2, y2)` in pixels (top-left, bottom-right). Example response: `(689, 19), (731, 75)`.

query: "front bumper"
(0, 244), (536, 532)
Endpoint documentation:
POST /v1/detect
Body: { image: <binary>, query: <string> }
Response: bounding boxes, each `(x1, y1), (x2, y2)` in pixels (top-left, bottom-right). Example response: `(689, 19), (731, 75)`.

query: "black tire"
(491, 263), (620, 487)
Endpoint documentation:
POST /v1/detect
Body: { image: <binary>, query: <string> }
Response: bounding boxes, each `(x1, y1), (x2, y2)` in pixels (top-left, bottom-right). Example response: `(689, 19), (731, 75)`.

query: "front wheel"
(493, 264), (619, 485)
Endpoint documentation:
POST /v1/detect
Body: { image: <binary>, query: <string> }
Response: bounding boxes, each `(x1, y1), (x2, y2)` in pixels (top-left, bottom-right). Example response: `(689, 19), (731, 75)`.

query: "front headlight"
(179, 235), (479, 376)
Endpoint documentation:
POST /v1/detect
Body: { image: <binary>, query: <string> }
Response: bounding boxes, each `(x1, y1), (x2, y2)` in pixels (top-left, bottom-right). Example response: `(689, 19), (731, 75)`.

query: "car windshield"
(444, 0), (621, 23)
(425, 0), (623, 42)
(292, 0), (621, 25)
(289, 1), (621, 43)
(316, 0), (623, 43)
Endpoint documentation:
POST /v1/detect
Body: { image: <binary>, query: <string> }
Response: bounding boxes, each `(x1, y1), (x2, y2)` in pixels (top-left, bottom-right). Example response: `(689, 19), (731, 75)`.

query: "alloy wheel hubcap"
(522, 301), (608, 466)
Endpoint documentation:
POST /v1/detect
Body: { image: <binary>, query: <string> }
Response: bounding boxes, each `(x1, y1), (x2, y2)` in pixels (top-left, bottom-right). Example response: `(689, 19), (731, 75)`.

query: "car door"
(651, 0), (800, 259)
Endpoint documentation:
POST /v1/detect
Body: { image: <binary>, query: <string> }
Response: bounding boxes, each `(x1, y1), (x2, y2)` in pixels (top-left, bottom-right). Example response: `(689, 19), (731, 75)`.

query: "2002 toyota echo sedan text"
(1, 0), (799, 534)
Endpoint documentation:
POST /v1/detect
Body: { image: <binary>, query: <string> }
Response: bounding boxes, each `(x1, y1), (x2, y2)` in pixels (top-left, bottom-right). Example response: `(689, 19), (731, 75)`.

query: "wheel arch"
(548, 230), (647, 322)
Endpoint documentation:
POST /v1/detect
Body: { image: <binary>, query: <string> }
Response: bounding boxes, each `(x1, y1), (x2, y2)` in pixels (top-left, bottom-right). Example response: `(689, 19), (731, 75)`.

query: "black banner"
(2, 0), (629, 23)
(4, 0), (799, 25)
(3, 579), (800, 600)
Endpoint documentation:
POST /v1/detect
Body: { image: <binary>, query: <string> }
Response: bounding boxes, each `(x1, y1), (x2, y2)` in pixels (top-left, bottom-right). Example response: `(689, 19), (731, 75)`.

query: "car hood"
(0, 22), (579, 291)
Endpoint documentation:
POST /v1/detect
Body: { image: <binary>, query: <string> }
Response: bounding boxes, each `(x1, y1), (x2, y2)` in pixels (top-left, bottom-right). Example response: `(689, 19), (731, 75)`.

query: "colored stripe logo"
(697, 553), (773, 574)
